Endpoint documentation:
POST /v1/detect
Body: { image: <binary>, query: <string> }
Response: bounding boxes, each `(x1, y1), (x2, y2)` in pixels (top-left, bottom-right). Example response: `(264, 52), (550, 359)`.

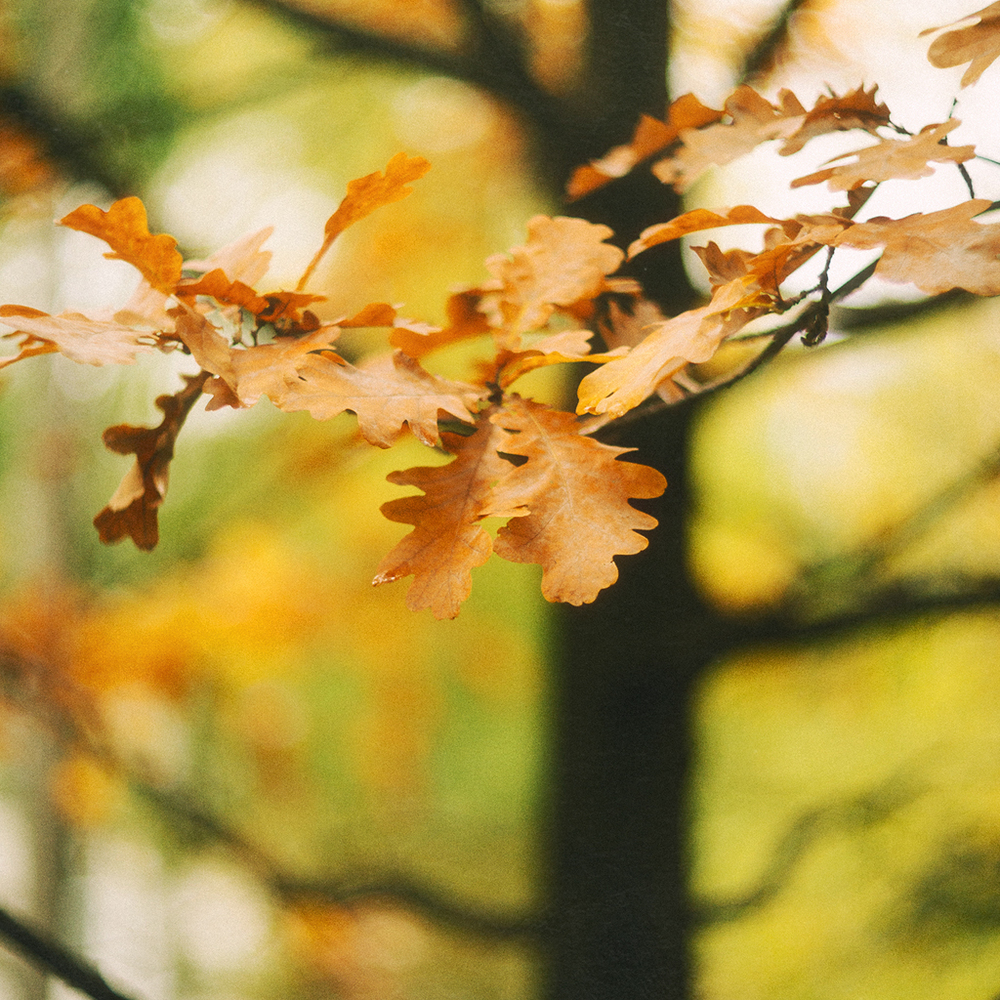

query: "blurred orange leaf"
(921, 2), (1000, 86)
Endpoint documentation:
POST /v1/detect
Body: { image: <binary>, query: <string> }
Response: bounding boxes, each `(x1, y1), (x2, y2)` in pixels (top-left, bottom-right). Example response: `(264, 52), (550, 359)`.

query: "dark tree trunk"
(537, 4), (726, 998)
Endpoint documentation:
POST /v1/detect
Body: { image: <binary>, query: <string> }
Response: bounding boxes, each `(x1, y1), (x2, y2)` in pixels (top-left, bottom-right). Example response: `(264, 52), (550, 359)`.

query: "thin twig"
(738, 0), (814, 84)
(0, 905), (141, 1000)
(692, 774), (921, 925)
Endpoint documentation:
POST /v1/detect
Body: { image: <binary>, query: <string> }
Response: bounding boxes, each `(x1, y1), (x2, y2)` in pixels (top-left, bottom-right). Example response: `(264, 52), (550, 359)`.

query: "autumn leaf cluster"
(3, 6), (1000, 616)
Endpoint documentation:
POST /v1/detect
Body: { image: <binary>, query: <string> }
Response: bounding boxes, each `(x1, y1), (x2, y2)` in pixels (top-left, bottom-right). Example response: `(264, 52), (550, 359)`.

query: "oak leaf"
(388, 291), (491, 358)
(184, 228), (273, 287)
(323, 152), (431, 243)
(486, 397), (667, 604)
(175, 269), (269, 315)
(60, 197), (183, 294)
(495, 328), (627, 388)
(479, 215), (624, 345)
(828, 199), (1000, 295)
(628, 205), (781, 259)
(778, 86), (891, 156)
(566, 95), (722, 199)
(274, 349), (484, 447)
(652, 87), (806, 192)
(0, 305), (157, 367)
(921, 2), (1000, 87)
(576, 278), (768, 417)
(94, 372), (209, 550)
(791, 120), (974, 190)
(373, 417), (523, 618)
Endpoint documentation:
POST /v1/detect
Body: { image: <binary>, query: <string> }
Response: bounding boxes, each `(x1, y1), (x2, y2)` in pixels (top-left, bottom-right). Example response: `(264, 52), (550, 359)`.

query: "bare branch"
(738, 0), (815, 84)
(0, 904), (141, 1000)
(693, 774), (921, 925)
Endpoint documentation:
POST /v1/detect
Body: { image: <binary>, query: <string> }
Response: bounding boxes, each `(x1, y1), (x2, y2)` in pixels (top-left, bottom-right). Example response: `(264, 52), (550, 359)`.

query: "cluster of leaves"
(3, 5), (1000, 618)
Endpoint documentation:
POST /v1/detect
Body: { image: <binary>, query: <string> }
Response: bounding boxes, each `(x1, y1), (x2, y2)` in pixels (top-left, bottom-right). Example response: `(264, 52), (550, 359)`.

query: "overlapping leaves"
(5, 16), (1000, 614)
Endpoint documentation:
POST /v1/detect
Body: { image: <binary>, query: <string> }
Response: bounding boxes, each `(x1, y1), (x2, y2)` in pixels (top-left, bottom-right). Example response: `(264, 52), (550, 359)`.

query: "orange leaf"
(791, 120), (974, 190)
(324, 152), (431, 243)
(779, 86), (891, 156)
(566, 95), (721, 199)
(576, 278), (767, 417)
(388, 291), (491, 358)
(479, 215), (624, 344)
(0, 305), (158, 366)
(921, 2), (1000, 87)
(373, 417), (523, 619)
(828, 199), (1000, 295)
(60, 197), (183, 294)
(628, 205), (781, 259)
(175, 269), (269, 315)
(274, 350), (484, 447)
(94, 372), (209, 550)
(652, 87), (806, 192)
(486, 397), (667, 605)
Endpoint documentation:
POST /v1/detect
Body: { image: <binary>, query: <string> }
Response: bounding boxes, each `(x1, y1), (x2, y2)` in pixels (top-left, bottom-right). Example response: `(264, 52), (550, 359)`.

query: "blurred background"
(1, 1), (1000, 999)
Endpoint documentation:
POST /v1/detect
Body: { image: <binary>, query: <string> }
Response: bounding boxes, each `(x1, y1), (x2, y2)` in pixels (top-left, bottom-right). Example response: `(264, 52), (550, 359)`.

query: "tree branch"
(738, 0), (815, 84)
(133, 783), (544, 942)
(0, 904), (141, 1000)
(0, 648), (543, 945)
(693, 773), (921, 925)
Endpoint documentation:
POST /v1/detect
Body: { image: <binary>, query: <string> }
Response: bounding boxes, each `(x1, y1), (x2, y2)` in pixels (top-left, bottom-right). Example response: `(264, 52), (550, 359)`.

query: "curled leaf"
(94, 372), (209, 550)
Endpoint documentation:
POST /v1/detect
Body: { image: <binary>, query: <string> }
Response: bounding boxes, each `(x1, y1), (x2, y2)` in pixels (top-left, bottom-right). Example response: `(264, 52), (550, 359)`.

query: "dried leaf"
(652, 87), (806, 192)
(479, 216), (624, 344)
(60, 197), (182, 294)
(566, 95), (722, 199)
(921, 2), (1000, 87)
(324, 152), (431, 243)
(828, 199), (1000, 294)
(791, 120), (974, 190)
(576, 278), (767, 417)
(388, 291), (491, 358)
(628, 205), (781, 259)
(184, 228), (273, 287)
(93, 372), (209, 550)
(486, 397), (666, 604)
(175, 269), (269, 315)
(0, 305), (157, 367)
(275, 349), (484, 447)
(373, 417), (522, 619)
(779, 86), (891, 156)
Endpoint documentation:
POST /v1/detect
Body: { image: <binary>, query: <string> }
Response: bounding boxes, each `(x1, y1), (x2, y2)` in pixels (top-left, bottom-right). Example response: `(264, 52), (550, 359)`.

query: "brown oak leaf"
(388, 291), (491, 358)
(60, 197), (183, 294)
(791, 119), (974, 190)
(486, 397), (667, 605)
(576, 278), (768, 417)
(175, 269), (269, 315)
(323, 152), (431, 243)
(921, 2), (1000, 87)
(0, 305), (158, 368)
(479, 215), (624, 345)
(94, 372), (209, 550)
(184, 228), (273, 287)
(652, 87), (806, 192)
(827, 199), (1000, 295)
(373, 417), (524, 618)
(566, 95), (723, 199)
(627, 205), (781, 259)
(779, 86), (891, 156)
(274, 349), (485, 447)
